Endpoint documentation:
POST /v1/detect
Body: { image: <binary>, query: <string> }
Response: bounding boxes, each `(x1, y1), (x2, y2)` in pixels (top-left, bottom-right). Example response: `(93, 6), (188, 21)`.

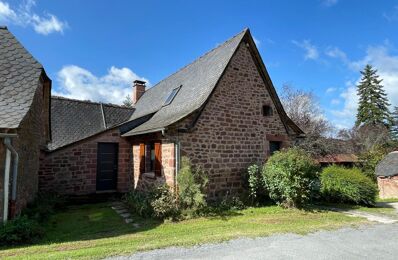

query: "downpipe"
(1, 135), (18, 222)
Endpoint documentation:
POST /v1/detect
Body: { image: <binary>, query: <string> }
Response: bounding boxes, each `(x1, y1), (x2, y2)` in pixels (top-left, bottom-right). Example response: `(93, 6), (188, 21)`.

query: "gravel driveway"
(109, 224), (398, 260)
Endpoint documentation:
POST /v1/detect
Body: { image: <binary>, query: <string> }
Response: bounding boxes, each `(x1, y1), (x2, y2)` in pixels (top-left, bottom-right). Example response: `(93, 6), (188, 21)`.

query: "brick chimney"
(132, 80), (146, 104)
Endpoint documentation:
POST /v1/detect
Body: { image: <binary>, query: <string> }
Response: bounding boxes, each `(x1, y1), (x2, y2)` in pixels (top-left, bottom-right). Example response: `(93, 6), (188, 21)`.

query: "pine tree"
(391, 106), (398, 140)
(355, 64), (391, 127)
(123, 95), (133, 107)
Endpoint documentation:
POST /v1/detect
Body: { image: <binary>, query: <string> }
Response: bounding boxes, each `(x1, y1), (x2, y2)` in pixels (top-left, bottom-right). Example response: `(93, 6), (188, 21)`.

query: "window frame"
(139, 141), (162, 177)
(163, 85), (182, 106)
(262, 105), (273, 116)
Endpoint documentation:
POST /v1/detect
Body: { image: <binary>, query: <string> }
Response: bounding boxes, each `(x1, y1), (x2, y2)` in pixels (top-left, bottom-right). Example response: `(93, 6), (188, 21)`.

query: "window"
(139, 141), (162, 177)
(269, 141), (281, 155)
(262, 105), (273, 116)
(163, 86), (181, 106)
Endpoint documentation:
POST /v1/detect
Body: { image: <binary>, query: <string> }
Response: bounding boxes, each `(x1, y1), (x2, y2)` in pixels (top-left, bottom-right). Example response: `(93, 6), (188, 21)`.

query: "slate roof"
(0, 26), (48, 129)
(121, 28), (303, 137)
(49, 96), (134, 151)
(375, 151), (398, 177)
(121, 29), (247, 136)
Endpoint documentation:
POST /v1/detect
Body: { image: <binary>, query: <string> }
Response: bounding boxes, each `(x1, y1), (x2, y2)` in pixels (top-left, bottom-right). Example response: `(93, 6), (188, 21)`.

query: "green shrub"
(0, 215), (44, 246)
(124, 190), (154, 218)
(151, 185), (180, 220)
(320, 165), (377, 206)
(262, 148), (319, 208)
(357, 146), (389, 182)
(177, 157), (208, 214)
(246, 164), (264, 205)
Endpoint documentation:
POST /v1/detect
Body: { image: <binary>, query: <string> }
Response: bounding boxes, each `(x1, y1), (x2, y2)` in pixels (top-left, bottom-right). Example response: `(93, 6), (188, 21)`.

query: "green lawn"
(0, 203), (367, 260)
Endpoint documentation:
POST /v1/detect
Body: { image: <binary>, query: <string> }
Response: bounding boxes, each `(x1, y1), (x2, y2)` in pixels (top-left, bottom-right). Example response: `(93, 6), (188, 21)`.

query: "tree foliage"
(355, 64), (391, 127)
(123, 95), (133, 107)
(391, 106), (398, 140)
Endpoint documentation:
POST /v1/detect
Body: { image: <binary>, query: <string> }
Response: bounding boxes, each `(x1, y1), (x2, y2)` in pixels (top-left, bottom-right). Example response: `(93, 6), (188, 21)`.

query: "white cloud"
(292, 40), (319, 60)
(322, 0), (338, 7)
(253, 36), (261, 47)
(383, 5), (398, 22)
(331, 98), (340, 105)
(0, 0), (67, 35)
(54, 65), (150, 105)
(0, 1), (16, 21)
(325, 47), (350, 65)
(330, 44), (398, 128)
(326, 87), (337, 93)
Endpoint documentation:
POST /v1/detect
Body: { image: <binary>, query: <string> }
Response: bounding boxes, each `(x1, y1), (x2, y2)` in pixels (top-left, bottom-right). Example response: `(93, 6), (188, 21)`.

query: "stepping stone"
(111, 206), (125, 211)
(120, 213), (131, 218)
(116, 209), (129, 214)
(133, 223), (140, 228)
(125, 218), (133, 224)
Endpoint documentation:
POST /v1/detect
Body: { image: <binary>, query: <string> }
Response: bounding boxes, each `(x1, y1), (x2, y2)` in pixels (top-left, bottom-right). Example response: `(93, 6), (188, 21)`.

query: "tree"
(123, 95), (133, 107)
(280, 85), (339, 155)
(355, 64), (391, 127)
(391, 106), (398, 140)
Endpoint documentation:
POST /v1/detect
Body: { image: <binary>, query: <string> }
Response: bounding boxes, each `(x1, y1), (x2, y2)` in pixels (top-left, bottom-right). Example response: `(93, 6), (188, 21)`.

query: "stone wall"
(39, 129), (131, 195)
(167, 42), (291, 198)
(131, 137), (176, 191)
(0, 79), (49, 219)
(378, 176), (398, 199)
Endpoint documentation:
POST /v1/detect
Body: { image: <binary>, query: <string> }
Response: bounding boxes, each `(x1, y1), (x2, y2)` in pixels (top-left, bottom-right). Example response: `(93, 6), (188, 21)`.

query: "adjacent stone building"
(6, 28), (302, 201)
(0, 27), (51, 221)
(376, 151), (398, 199)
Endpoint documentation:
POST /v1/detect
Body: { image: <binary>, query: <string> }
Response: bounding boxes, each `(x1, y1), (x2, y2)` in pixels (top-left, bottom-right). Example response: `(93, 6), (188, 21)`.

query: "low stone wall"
(378, 175), (398, 199)
(39, 129), (131, 195)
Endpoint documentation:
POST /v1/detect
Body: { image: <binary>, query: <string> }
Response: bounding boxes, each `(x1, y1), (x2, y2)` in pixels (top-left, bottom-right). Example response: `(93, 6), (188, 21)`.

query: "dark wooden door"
(96, 143), (118, 191)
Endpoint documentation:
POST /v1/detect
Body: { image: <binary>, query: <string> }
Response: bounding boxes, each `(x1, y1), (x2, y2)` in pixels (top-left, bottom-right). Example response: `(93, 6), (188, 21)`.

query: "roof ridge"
(141, 28), (248, 96)
(51, 95), (134, 110)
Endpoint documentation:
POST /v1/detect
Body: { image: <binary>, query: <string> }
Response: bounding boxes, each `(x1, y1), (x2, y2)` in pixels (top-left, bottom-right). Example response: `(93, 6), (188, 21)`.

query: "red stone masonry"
(166, 42), (291, 198)
(378, 176), (398, 199)
(39, 129), (131, 195)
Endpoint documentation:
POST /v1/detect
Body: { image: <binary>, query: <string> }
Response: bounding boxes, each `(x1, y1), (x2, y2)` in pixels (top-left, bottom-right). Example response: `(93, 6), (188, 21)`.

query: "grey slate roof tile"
(48, 96), (134, 151)
(122, 29), (247, 136)
(376, 151), (398, 177)
(0, 27), (44, 129)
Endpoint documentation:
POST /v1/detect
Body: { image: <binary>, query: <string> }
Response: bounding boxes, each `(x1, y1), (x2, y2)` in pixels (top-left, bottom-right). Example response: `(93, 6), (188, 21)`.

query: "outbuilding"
(376, 151), (398, 199)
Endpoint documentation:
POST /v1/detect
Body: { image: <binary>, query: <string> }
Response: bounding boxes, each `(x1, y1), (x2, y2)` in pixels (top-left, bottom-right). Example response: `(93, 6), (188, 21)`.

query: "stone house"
(0, 27), (51, 221)
(39, 28), (303, 199)
(376, 151), (398, 199)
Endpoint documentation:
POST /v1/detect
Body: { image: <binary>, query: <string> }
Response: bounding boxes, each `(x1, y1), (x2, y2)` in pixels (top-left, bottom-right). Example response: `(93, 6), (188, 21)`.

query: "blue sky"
(1, 0), (398, 129)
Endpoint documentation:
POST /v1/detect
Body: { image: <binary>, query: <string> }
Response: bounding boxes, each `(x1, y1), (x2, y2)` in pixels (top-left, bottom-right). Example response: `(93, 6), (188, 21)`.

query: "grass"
(0, 203), (367, 260)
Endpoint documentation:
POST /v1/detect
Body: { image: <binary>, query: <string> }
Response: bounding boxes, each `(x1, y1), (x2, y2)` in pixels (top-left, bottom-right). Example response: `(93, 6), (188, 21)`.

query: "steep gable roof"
(376, 151), (398, 177)
(49, 96), (134, 151)
(0, 26), (49, 129)
(121, 29), (303, 137)
(121, 29), (247, 136)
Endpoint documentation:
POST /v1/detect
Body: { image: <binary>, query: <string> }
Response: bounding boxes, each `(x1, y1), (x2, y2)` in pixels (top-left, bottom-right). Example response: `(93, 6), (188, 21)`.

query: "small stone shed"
(376, 151), (398, 199)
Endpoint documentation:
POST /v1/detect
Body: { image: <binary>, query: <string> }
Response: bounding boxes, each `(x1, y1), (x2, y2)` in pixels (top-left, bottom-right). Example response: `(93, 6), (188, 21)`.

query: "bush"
(247, 164), (264, 205)
(320, 165), (377, 206)
(0, 215), (44, 246)
(357, 146), (389, 182)
(262, 148), (319, 208)
(151, 185), (180, 220)
(177, 157), (208, 214)
(124, 190), (154, 218)
(125, 185), (179, 220)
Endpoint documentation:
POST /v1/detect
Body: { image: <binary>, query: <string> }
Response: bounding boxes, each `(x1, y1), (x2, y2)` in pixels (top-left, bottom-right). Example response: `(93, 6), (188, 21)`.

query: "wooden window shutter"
(154, 142), (162, 177)
(139, 143), (145, 174)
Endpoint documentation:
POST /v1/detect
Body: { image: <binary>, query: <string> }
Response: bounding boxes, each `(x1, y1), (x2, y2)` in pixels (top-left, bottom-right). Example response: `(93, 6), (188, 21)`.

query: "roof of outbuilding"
(0, 26), (48, 129)
(121, 28), (303, 137)
(48, 96), (134, 151)
(375, 151), (398, 177)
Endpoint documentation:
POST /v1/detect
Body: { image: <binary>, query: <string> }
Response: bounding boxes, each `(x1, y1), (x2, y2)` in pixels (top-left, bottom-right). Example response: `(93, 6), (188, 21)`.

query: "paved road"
(110, 224), (398, 260)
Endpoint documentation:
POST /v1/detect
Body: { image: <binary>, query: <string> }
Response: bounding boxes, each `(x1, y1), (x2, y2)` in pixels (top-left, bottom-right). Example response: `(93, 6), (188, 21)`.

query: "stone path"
(327, 202), (398, 224)
(111, 201), (139, 227)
